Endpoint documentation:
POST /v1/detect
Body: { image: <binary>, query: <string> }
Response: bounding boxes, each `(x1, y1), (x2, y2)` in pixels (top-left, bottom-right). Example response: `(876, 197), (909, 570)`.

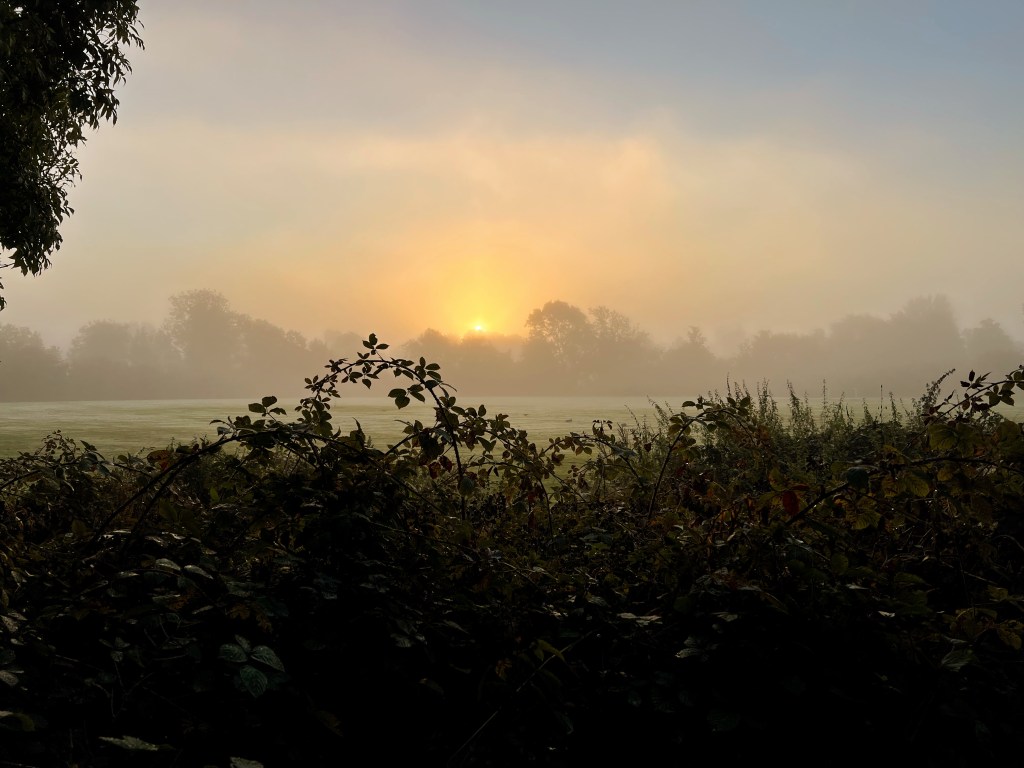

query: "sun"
(465, 319), (488, 335)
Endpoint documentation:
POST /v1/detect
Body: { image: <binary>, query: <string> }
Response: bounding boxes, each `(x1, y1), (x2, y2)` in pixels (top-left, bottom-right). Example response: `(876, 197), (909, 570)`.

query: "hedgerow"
(1, 338), (1022, 766)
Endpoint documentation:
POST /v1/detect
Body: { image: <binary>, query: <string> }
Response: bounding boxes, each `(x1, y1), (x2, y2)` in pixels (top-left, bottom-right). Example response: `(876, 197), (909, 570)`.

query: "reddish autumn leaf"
(781, 489), (800, 517)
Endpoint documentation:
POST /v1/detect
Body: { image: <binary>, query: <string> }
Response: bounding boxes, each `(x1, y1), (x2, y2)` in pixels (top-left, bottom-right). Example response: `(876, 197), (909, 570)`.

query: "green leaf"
(230, 759), (265, 768)
(218, 644), (248, 663)
(997, 623), (1023, 651)
(940, 648), (975, 672)
(248, 402), (264, 413)
(927, 422), (959, 452)
(239, 665), (268, 697)
(901, 471), (931, 498)
(98, 735), (164, 751)
(845, 466), (870, 490)
(675, 647), (704, 660)
(852, 509), (882, 530)
(0, 710), (36, 731)
(997, 419), (1020, 442)
(617, 612), (663, 626)
(261, 396), (278, 407)
(419, 678), (445, 696)
(894, 572), (927, 588)
(250, 645), (285, 672)
(830, 553), (849, 575)
(707, 709), (741, 732)
(986, 585), (1010, 602)
(535, 638), (566, 662)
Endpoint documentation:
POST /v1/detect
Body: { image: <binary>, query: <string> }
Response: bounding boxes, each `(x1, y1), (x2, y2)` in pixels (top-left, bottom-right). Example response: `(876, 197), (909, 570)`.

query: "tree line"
(400, 295), (1022, 398)
(0, 291), (1020, 402)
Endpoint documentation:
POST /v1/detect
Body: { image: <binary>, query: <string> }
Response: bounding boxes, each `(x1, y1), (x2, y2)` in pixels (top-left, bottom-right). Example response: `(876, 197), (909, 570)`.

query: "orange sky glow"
(2, 1), (1022, 355)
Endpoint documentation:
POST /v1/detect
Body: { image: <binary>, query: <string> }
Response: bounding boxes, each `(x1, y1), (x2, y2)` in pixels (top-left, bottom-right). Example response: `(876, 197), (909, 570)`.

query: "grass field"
(5, 392), (1019, 459)
(0, 395), (688, 458)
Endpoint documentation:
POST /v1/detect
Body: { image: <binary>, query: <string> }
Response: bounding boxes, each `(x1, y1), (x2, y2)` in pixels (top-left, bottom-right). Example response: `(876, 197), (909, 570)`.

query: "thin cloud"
(3, 2), (1021, 354)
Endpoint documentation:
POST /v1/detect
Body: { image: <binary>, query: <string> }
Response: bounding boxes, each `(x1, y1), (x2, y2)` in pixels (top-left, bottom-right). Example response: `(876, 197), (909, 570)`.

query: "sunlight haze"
(2, 0), (1022, 357)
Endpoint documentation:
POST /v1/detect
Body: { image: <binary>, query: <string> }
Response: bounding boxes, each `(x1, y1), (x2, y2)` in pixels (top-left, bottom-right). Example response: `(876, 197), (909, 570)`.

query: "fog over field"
(1, 290), (1021, 401)
(4, 7), (1024, 764)
(2, 1), (1023, 398)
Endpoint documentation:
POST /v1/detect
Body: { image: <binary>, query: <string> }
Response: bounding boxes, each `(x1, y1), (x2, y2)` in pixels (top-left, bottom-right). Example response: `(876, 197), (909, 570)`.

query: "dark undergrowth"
(1, 337), (1023, 767)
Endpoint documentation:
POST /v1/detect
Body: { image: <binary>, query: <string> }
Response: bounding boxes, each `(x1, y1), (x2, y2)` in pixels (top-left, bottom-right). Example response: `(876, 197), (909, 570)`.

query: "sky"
(3, 0), (1023, 355)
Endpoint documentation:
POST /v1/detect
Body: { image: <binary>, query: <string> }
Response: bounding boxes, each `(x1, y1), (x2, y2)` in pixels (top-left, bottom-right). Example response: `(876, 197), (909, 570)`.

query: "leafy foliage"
(0, 1), (143, 307)
(1, 341), (1022, 765)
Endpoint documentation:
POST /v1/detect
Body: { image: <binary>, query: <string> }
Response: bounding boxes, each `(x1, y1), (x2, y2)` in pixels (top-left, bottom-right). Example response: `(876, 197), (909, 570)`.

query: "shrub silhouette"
(1, 340), (1022, 766)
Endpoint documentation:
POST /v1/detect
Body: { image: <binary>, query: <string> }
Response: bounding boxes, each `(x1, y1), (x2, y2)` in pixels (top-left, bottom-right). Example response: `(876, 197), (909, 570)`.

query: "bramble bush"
(0, 337), (1022, 766)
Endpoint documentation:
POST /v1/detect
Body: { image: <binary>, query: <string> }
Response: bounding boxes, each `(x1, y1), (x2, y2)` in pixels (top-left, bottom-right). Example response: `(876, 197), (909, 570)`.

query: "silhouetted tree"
(403, 329), (458, 369)
(0, 1), (143, 308)
(0, 323), (66, 400)
(821, 313), (893, 396)
(522, 301), (596, 392)
(319, 330), (364, 358)
(450, 335), (518, 394)
(661, 326), (721, 394)
(68, 320), (180, 398)
(127, 324), (180, 374)
(732, 329), (828, 394)
(588, 306), (657, 394)
(68, 320), (134, 397)
(885, 295), (965, 391)
(164, 290), (242, 395)
(236, 316), (315, 397)
(398, 329), (520, 394)
(963, 318), (1022, 376)
(69, 320), (133, 365)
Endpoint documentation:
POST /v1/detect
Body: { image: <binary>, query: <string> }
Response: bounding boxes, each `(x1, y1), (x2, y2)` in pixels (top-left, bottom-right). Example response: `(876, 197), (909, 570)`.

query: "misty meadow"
(6, 296), (1023, 766)
(2, 328), (1023, 765)
(4, 2), (1024, 767)
(2, 289), (1021, 404)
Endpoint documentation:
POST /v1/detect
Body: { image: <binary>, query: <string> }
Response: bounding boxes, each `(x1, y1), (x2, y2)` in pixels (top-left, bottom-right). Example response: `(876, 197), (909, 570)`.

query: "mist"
(2, 2), (1023, 398)
(2, 290), (1020, 403)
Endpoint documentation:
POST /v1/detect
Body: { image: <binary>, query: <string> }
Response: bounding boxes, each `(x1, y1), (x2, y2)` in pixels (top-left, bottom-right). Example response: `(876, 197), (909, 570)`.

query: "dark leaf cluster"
(0, 342), (1023, 766)
(0, 1), (143, 307)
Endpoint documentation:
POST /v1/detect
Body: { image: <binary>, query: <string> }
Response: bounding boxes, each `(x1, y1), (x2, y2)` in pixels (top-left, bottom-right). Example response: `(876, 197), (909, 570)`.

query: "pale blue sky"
(3, 0), (1022, 352)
